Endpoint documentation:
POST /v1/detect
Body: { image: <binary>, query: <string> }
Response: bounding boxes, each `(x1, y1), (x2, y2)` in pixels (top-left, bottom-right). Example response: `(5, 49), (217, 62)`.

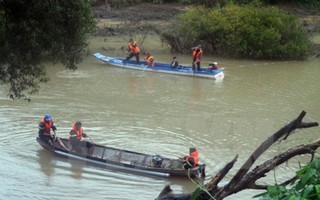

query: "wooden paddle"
(53, 132), (70, 151)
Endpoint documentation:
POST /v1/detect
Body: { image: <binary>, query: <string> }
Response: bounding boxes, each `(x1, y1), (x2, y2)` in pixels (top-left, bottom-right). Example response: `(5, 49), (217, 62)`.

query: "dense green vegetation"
(255, 157), (320, 199)
(92, 0), (320, 8)
(0, 0), (95, 98)
(160, 5), (310, 59)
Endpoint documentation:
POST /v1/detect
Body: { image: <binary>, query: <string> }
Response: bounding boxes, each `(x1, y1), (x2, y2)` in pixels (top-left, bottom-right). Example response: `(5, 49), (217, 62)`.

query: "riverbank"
(92, 2), (185, 36)
(91, 2), (320, 58)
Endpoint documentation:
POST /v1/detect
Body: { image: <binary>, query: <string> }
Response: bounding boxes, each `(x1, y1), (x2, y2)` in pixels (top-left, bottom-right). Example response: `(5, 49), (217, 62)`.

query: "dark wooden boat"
(36, 137), (206, 178)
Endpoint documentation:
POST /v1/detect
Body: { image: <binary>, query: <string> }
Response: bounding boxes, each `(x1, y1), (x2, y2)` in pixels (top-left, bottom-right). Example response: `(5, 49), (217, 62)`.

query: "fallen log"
(156, 111), (319, 200)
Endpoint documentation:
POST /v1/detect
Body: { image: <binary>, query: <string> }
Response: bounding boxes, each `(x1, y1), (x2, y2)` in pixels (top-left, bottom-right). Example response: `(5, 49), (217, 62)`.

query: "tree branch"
(156, 111), (319, 200)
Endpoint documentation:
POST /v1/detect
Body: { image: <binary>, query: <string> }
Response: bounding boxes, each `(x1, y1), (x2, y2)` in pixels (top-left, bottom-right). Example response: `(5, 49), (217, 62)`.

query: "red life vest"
(193, 49), (203, 63)
(40, 118), (53, 134)
(128, 41), (140, 54)
(185, 150), (199, 167)
(70, 123), (83, 140)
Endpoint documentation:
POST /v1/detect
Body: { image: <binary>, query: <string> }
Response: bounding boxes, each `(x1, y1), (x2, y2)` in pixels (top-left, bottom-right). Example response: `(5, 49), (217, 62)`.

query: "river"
(0, 36), (319, 200)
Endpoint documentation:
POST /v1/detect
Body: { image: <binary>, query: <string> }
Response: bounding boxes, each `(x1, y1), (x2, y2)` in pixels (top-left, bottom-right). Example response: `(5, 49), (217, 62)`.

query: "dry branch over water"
(156, 111), (319, 200)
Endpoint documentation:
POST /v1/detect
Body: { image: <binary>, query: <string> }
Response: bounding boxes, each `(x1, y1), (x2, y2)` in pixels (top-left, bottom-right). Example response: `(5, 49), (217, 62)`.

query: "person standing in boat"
(192, 45), (203, 71)
(69, 121), (93, 155)
(171, 56), (179, 68)
(182, 147), (199, 170)
(144, 52), (155, 66)
(38, 113), (57, 146)
(124, 38), (140, 64)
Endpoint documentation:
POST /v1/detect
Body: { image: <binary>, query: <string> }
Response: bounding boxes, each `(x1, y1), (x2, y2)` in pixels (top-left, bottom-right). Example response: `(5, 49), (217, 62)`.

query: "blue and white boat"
(93, 52), (224, 80)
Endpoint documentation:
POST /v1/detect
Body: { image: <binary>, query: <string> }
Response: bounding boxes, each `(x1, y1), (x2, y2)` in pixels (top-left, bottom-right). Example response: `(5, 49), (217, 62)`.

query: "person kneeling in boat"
(69, 121), (93, 155)
(182, 147), (199, 170)
(208, 62), (219, 71)
(38, 113), (57, 146)
(145, 52), (155, 66)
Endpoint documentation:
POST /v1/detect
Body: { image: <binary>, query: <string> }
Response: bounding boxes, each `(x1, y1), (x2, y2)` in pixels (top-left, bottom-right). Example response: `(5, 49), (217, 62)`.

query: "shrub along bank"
(159, 5), (310, 60)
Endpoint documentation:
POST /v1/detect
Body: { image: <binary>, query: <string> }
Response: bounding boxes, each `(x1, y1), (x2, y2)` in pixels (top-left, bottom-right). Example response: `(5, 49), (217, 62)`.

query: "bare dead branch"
(156, 111), (319, 200)
(206, 155), (238, 193)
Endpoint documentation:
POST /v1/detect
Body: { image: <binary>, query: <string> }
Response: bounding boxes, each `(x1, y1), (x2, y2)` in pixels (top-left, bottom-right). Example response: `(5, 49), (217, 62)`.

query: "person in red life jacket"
(124, 38), (140, 64)
(145, 52), (155, 66)
(69, 121), (93, 155)
(182, 147), (200, 170)
(38, 113), (57, 145)
(192, 45), (203, 71)
(208, 62), (219, 71)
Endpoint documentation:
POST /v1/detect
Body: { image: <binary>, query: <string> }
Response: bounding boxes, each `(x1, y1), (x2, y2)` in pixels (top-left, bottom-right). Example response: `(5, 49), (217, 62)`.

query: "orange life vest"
(70, 123), (84, 140)
(185, 150), (199, 167)
(145, 55), (155, 66)
(40, 118), (53, 134)
(128, 41), (140, 54)
(192, 49), (203, 63)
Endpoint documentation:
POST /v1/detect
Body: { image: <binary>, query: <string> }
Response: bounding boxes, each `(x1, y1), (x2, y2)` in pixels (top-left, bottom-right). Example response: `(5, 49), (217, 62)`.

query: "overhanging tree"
(0, 0), (95, 98)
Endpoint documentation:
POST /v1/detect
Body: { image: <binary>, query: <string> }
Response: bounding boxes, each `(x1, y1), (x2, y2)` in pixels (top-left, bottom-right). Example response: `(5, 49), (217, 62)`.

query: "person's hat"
(44, 113), (51, 122)
(173, 56), (177, 59)
(189, 147), (197, 152)
(197, 45), (202, 48)
(129, 38), (133, 42)
(214, 62), (217, 65)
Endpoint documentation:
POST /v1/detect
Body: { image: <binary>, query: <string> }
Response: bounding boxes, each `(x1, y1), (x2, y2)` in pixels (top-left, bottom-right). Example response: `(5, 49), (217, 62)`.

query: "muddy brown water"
(0, 36), (319, 200)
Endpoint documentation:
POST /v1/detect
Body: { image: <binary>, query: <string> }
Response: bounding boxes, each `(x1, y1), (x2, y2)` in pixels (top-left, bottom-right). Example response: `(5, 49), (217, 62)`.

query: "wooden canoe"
(36, 137), (206, 178)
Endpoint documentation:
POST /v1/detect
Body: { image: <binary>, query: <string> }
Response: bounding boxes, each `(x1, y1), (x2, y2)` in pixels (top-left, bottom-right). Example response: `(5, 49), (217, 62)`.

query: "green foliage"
(261, 0), (320, 8)
(255, 157), (320, 199)
(160, 5), (310, 59)
(0, 0), (95, 98)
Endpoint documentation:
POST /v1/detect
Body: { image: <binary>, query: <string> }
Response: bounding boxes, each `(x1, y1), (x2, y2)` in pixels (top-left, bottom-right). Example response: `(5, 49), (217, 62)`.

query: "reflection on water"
(37, 150), (55, 181)
(0, 51), (319, 199)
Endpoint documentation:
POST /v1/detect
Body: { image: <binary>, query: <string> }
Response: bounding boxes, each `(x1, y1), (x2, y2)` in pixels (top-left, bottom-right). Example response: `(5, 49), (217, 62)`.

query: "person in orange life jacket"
(145, 52), (155, 66)
(171, 56), (179, 68)
(182, 147), (199, 170)
(192, 45), (203, 71)
(125, 38), (140, 64)
(69, 121), (93, 155)
(211, 62), (219, 70)
(38, 113), (57, 145)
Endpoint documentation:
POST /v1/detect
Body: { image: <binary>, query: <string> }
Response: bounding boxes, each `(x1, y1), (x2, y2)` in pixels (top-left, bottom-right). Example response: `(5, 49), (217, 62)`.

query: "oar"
(86, 135), (94, 144)
(142, 64), (148, 72)
(54, 132), (70, 151)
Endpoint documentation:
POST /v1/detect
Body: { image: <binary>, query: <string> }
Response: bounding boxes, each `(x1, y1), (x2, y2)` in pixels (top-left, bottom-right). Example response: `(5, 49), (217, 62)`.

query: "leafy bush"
(160, 5), (310, 59)
(255, 157), (320, 199)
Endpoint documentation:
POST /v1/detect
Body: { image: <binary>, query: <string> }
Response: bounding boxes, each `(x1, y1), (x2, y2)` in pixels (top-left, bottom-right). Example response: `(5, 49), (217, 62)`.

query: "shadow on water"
(37, 148), (87, 180)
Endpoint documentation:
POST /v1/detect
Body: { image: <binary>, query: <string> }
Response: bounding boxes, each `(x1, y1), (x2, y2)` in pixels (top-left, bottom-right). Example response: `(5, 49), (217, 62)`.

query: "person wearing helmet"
(191, 45), (203, 71)
(209, 62), (219, 71)
(38, 113), (57, 145)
